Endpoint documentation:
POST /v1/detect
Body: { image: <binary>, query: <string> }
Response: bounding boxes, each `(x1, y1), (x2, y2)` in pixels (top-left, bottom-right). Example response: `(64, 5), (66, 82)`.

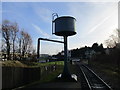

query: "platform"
(23, 82), (81, 89)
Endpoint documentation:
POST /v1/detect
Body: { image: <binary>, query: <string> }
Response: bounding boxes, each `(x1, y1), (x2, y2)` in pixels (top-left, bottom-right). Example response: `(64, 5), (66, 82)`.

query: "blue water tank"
(53, 16), (76, 36)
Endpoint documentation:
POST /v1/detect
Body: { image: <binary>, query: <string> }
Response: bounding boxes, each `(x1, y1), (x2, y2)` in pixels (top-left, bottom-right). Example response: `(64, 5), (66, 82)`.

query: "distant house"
(38, 60), (47, 63)
(85, 50), (96, 59)
(60, 50), (71, 58)
(68, 51), (71, 58)
(105, 48), (114, 55)
(105, 48), (110, 55)
(37, 54), (50, 63)
(0, 52), (7, 61)
(40, 54), (49, 57)
(0, 52), (3, 61)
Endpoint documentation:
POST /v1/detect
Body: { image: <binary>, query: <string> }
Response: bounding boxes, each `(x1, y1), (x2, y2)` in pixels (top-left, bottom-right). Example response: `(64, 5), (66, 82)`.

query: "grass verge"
(1, 60), (64, 67)
(89, 61), (120, 89)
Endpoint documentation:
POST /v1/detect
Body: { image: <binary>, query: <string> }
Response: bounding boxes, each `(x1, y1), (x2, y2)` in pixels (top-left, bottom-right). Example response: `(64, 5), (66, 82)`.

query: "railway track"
(77, 63), (112, 90)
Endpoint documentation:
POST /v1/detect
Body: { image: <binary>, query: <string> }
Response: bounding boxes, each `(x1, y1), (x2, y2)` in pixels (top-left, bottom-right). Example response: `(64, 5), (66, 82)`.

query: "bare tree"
(105, 29), (120, 48)
(20, 30), (32, 58)
(2, 20), (11, 60)
(105, 39), (115, 48)
(2, 20), (34, 60)
(16, 31), (22, 59)
(1, 39), (6, 53)
(10, 22), (19, 60)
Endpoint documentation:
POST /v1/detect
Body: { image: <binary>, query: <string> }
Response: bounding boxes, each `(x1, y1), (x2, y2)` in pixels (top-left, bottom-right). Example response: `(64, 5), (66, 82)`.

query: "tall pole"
(62, 36), (71, 78)
(37, 38), (40, 58)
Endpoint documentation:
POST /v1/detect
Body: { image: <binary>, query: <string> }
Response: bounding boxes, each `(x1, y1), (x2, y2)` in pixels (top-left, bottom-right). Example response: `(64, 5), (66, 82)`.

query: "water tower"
(52, 13), (76, 80)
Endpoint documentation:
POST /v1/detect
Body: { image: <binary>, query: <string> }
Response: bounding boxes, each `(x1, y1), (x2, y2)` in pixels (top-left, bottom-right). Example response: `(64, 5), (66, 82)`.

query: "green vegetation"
(90, 61), (120, 88)
(15, 65), (64, 88)
(90, 61), (119, 74)
(34, 61), (64, 67)
(1, 60), (28, 67)
(1, 60), (64, 67)
(39, 66), (63, 83)
(90, 61), (119, 71)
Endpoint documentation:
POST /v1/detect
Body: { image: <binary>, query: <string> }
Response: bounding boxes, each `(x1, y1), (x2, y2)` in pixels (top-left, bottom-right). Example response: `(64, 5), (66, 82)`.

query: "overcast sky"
(1, 0), (119, 55)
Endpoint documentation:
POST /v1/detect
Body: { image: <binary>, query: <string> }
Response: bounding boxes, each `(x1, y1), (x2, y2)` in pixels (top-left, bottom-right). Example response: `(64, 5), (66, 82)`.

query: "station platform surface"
(20, 73), (81, 89)
(25, 82), (81, 89)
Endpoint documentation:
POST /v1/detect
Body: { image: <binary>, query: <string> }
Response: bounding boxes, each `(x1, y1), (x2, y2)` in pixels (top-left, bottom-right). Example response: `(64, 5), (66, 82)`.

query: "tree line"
(1, 20), (36, 60)
(70, 43), (104, 59)
(105, 29), (120, 48)
(70, 29), (120, 59)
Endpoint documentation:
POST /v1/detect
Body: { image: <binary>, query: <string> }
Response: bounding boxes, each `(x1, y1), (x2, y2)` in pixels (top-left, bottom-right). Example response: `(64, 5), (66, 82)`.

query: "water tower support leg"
(61, 36), (71, 79)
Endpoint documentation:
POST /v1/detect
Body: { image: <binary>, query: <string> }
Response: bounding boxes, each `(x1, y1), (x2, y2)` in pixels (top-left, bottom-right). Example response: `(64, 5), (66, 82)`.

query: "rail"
(77, 63), (112, 90)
